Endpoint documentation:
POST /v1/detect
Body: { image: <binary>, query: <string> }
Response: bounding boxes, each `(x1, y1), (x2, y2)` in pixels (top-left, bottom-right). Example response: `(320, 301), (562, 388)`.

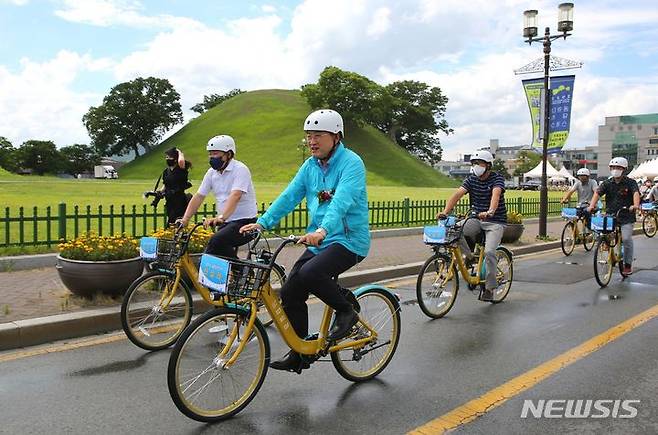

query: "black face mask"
(209, 157), (227, 171)
(166, 159), (176, 167)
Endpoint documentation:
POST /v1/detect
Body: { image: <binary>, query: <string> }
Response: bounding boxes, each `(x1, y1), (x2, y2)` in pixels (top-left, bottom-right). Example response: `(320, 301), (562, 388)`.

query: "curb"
(0, 239), (566, 351)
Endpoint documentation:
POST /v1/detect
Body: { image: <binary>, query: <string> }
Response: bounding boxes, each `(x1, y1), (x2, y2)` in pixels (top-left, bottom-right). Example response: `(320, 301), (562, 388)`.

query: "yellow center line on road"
(408, 302), (658, 434)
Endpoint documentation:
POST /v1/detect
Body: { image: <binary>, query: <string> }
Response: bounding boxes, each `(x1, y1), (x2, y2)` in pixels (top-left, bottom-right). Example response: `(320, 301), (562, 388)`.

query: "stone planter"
(56, 255), (144, 298)
(501, 224), (524, 243)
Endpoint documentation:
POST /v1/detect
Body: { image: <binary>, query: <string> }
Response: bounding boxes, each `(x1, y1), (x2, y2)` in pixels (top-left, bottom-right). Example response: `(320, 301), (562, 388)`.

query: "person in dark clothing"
(162, 147), (192, 224)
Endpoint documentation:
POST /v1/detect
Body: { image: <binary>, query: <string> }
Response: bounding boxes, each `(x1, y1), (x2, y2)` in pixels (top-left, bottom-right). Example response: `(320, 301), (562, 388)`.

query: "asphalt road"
(1, 236), (657, 435)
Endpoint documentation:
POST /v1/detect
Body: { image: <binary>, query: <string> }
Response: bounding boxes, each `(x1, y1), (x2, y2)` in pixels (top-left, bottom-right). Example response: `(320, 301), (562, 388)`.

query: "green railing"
(0, 197), (568, 248)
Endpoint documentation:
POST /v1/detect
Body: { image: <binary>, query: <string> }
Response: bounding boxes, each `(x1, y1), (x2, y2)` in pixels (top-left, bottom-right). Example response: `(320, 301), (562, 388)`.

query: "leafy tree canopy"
(190, 89), (244, 114)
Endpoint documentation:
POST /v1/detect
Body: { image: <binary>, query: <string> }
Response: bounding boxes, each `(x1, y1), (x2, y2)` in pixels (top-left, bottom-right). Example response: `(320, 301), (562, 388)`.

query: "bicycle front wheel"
(167, 307), (269, 422)
(121, 271), (193, 351)
(561, 221), (576, 256)
(257, 263), (286, 327)
(593, 237), (613, 288)
(582, 222), (595, 251)
(642, 213), (657, 238)
(416, 253), (459, 319)
(331, 287), (401, 382)
(491, 247), (513, 303)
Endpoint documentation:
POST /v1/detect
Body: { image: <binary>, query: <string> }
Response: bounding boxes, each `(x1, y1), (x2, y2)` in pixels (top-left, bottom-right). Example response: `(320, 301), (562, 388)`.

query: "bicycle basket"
(590, 215), (615, 232)
(423, 217), (461, 245)
(561, 207), (578, 219)
(155, 238), (178, 269)
(198, 254), (270, 298)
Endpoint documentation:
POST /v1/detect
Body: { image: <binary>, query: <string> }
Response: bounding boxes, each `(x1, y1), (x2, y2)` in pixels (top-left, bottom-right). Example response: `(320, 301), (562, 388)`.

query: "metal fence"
(1, 197), (568, 247)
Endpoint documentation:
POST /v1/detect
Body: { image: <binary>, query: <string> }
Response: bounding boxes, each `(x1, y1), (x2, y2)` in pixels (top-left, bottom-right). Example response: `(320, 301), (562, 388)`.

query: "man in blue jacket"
(240, 109), (369, 373)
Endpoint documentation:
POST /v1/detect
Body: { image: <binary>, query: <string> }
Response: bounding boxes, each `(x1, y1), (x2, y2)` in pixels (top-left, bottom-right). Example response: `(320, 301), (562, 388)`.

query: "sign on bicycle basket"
(591, 215), (615, 231)
(561, 207), (578, 219)
(423, 216), (457, 244)
(198, 254), (231, 294)
(641, 203), (656, 211)
(139, 237), (158, 259)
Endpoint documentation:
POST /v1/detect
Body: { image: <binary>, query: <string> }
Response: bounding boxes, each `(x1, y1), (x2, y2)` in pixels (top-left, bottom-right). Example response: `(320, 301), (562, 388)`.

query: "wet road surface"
(1, 236), (657, 434)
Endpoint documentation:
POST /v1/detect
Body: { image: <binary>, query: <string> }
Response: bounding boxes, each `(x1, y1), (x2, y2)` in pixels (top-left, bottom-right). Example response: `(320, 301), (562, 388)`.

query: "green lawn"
(0, 176), (561, 210)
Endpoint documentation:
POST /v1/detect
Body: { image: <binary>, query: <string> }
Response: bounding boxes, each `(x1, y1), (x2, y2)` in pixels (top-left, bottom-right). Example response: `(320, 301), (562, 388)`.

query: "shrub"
(58, 233), (139, 261)
(507, 211), (523, 224)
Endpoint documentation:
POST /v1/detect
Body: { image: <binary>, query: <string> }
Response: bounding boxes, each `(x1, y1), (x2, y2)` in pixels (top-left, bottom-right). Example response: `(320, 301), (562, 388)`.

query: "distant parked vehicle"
(520, 180), (541, 191)
(94, 165), (118, 179)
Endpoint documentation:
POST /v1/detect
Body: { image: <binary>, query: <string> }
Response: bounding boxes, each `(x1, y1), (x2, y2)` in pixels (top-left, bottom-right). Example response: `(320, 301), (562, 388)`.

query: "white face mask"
(610, 169), (623, 178)
(471, 165), (486, 177)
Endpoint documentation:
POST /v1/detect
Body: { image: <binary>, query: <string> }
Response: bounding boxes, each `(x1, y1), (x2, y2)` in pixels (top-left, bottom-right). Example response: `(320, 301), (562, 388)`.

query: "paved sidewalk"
(0, 218), (568, 324)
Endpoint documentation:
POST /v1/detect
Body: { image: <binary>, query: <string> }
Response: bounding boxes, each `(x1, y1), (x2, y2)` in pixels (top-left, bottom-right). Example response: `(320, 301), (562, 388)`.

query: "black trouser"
(205, 218), (257, 259)
(281, 243), (363, 338)
(165, 192), (188, 224)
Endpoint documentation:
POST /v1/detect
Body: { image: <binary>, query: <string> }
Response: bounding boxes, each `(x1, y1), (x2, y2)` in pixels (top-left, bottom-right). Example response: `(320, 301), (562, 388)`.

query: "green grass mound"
(120, 89), (457, 188)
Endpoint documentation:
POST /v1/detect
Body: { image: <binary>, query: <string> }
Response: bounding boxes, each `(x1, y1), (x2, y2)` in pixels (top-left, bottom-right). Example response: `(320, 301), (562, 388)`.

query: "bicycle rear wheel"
(561, 221), (576, 256)
(642, 213), (657, 238)
(331, 287), (401, 382)
(256, 263), (285, 327)
(121, 271), (193, 351)
(593, 237), (613, 287)
(416, 253), (459, 319)
(491, 247), (513, 303)
(167, 307), (269, 422)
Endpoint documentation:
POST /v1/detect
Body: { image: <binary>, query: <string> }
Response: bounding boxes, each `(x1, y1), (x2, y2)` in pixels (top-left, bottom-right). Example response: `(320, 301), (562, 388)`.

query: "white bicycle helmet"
(470, 150), (494, 164)
(654, 176), (658, 182)
(207, 135), (236, 154)
(303, 109), (344, 137)
(576, 168), (590, 176)
(609, 156), (628, 168)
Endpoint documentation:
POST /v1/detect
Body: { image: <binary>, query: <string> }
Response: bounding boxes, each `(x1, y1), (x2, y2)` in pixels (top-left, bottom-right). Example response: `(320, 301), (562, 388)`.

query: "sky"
(1, 0), (658, 161)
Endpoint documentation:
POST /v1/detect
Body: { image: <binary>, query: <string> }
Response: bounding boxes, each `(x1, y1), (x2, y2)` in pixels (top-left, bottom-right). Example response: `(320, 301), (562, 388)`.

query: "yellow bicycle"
(592, 208), (632, 287)
(416, 213), (514, 319)
(560, 205), (596, 255)
(120, 223), (285, 351)
(167, 234), (401, 422)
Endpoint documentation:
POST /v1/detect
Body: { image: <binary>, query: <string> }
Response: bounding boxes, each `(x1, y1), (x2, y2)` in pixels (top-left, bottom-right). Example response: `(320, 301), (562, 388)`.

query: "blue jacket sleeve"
(257, 161), (308, 230)
(319, 156), (366, 235)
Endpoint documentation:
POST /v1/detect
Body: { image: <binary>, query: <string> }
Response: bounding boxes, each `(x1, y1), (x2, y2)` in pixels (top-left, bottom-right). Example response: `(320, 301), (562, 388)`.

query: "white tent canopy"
(629, 158), (658, 179)
(558, 166), (576, 179)
(523, 161), (561, 180)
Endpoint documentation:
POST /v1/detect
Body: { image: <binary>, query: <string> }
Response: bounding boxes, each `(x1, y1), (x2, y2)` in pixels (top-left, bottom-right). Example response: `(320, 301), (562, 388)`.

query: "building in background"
(598, 113), (658, 177)
(551, 145), (598, 178)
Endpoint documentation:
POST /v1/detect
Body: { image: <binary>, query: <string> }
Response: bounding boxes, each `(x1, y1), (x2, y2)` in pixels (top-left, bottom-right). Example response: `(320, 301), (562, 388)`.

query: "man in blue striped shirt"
(437, 150), (507, 301)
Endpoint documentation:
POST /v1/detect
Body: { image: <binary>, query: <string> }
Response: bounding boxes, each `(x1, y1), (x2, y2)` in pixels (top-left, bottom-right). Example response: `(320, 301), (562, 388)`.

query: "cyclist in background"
(561, 167), (598, 226)
(178, 135), (258, 259)
(588, 157), (640, 275)
(437, 150), (507, 302)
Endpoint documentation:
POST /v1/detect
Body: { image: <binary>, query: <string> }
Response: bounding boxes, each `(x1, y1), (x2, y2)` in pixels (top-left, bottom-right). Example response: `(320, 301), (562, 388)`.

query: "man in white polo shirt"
(178, 135), (258, 258)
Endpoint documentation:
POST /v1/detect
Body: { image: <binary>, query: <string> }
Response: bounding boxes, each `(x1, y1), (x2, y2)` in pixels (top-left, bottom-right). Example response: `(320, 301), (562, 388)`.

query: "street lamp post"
(522, 3), (574, 237)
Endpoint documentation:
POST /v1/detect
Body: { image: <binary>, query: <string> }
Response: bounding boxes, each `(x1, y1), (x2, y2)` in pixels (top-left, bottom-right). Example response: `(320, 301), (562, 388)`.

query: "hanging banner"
(522, 77), (544, 149)
(522, 75), (576, 153)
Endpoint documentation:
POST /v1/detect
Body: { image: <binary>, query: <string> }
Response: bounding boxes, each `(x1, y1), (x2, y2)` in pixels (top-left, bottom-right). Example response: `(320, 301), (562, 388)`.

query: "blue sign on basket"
(561, 207), (578, 219)
(423, 226), (447, 244)
(591, 215), (615, 231)
(139, 237), (158, 259)
(198, 254), (231, 294)
(641, 203), (656, 211)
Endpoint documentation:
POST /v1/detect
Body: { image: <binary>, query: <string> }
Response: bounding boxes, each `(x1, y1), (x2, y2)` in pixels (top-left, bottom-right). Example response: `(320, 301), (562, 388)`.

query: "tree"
(16, 140), (60, 175)
(190, 89), (244, 114)
(379, 80), (452, 165)
(0, 136), (18, 172)
(492, 158), (510, 179)
(59, 144), (100, 176)
(300, 67), (452, 166)
(301, 66), (382, 126)
(83, 77), (183, 158)
(513, 150), (542, 176)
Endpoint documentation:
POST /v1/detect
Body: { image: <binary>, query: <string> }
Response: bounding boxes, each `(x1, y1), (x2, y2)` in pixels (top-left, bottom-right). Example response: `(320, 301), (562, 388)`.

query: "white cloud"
(54, 0), (198, 28)
(0, 51), (109, 146)
(367, 7), (391, 38)
(261, 4), (276, 14)
(1, 0), (29, 5)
